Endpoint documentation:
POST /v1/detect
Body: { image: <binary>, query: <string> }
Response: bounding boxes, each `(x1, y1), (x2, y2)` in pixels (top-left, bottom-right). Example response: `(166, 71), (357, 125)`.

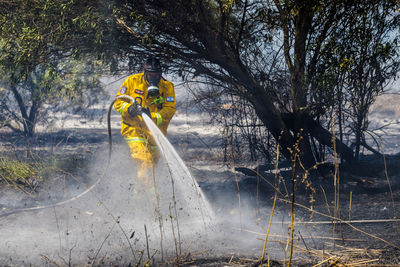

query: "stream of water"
(142, 113), (215, 228)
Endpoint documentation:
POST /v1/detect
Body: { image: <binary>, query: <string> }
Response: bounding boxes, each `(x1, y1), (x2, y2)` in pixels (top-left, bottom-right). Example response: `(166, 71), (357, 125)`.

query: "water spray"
(107, 95), (214, 225)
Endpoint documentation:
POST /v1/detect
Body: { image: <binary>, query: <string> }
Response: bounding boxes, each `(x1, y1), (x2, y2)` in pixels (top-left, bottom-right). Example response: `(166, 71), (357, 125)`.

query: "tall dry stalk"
(288, 152), (297, 267)
(287, 132), (303, 267)
(225, 129), (242, 229)
(348, 191), (352, 221)
(331, 118), (341, 236)
(169, 205), (180, 265)
(320, 185), (332, 220)
(91, 216), (120, 267)
(260, 141), (280, 266)
(144, 224), (151, 260)
(165, 161), (182, 254)
(286, 130), (320, 266)
(378, 141), (400, 238)
(233, 166), (242, 229)
(151, 164), (164, 261)
(256, 162), (261, 216)
(331, 117), (343, 244)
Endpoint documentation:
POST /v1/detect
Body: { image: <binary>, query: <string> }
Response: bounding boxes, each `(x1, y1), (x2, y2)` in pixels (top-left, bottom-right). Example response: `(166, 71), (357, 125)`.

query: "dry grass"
(0, 153), (85, 196)
(0, 155), (44, 195)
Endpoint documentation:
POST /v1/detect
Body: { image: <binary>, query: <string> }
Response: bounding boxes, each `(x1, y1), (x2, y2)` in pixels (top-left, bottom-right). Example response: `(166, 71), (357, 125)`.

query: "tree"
(0, 59), (105, 136)
(309, 1), (400, 161)
(0, 0), (111, 136)
(109, 0), (399, 168)
(341, 3), (399, 161)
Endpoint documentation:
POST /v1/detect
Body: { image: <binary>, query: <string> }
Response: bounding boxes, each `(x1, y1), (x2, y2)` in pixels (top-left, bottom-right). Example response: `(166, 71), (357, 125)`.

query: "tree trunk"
(26, 99), (40, 137)
(10, 84), (38, 137)
(250, 91), (295, 163)
(286, 1), (315, 168)
(283, 113), (355, 164)
(293, 112), (319, 169)
(10, 85), (30, 135)
(308, 118), (354, 164)
(247, 87), (317, 169)
(215, 57), (318, 169)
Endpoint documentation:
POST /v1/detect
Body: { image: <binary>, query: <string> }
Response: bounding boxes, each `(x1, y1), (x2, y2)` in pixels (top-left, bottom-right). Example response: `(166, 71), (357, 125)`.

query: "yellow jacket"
(114, 73), (176, 140)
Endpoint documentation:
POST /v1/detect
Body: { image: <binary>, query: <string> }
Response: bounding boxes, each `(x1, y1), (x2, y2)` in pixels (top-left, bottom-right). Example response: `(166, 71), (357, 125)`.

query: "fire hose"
(107, 95), (136, 161)
(0, 95), (136, 218)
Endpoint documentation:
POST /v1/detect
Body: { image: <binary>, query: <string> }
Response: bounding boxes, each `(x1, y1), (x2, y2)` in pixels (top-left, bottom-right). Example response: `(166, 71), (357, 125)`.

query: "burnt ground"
(1, 128), (400, 266)
(204, 158), (400, 266)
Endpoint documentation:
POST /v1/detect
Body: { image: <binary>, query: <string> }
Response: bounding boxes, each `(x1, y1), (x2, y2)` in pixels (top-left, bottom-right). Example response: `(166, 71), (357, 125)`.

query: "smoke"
(0, 143), (199, 265)
(0, 140), (291, 266)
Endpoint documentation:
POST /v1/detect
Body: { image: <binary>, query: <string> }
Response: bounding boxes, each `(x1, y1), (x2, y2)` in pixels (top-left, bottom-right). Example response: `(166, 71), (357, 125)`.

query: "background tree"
(309, 1), (400, 161)
(0, 59), (105, 136)
(0, 0), (113, 136)
(342, 4), (399, 161)
(109, 0), (399, 168)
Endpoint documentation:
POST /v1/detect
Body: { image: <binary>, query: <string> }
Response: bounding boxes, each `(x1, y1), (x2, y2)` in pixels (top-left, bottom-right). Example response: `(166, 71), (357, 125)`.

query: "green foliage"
(0, 0), (111, 136)
(0, 58), (106, 135)
(0, 0), (108, 78)
(26, 59), (105, 108)
(0, 153), (86, 195)
(307, 1), (400, 159)
(0, 156), (44, 194)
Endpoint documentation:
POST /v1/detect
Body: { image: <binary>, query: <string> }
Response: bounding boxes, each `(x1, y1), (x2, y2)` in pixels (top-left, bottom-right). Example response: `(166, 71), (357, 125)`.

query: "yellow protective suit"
(114, 73), (176, 185)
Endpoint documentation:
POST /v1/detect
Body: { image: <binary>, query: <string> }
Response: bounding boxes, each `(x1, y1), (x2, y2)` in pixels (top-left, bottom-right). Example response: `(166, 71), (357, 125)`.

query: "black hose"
(107, 95), (135, 161)
(107, 99), (117, 162)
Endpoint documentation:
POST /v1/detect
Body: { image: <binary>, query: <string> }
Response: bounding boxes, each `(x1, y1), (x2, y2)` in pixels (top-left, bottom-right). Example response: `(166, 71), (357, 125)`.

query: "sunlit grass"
(0, 154), (84, 196)
(0, 156), (44, 195)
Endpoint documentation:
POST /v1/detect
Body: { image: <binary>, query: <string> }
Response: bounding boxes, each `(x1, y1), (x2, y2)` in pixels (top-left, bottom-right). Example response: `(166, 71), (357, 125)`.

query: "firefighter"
(114, 57), (176, 186)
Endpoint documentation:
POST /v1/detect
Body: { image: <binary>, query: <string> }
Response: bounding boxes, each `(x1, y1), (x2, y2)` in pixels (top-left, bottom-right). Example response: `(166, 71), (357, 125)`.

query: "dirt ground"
(1, 123), (400, 266)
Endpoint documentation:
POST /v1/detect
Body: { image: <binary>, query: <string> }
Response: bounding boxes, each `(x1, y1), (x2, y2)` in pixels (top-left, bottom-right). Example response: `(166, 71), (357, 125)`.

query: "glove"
(127, 103), (151, 118)
(127, 103), (140, 117)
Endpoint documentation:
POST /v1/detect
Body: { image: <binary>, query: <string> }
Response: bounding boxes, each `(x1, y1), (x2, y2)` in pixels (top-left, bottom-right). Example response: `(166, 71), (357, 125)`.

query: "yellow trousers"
(126, 138), (159, 186)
